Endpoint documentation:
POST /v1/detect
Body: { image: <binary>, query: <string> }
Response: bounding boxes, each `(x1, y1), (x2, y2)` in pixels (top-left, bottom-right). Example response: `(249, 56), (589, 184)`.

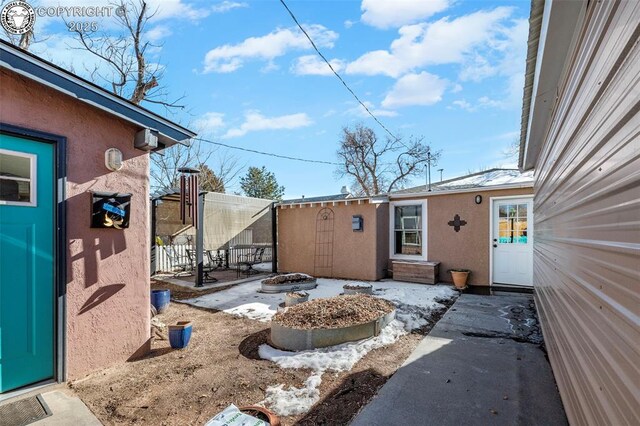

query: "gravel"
(272, 295), (395, 330)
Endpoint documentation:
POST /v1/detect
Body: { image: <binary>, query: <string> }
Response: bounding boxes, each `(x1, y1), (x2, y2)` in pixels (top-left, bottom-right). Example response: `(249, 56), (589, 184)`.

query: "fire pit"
(261, 273), (317, 293)
(270, 294), (395, 351)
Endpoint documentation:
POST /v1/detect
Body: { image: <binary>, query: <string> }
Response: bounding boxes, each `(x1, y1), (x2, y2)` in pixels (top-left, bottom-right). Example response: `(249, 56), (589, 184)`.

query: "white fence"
(154, 244), (273, 273)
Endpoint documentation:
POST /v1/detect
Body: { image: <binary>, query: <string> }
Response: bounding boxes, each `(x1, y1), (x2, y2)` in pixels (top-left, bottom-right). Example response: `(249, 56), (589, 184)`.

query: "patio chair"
(163, 246), (193, 277)
(237, 247), (265, 276)
(186, 249), (217, 283)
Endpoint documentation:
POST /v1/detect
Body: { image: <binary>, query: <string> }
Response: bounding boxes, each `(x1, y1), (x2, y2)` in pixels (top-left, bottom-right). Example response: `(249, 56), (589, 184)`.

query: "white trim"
(489, 194), (534, 287)
(389, 199), (428, 261)
(390, 182), (533, 199)
(0, 148), (37, 207)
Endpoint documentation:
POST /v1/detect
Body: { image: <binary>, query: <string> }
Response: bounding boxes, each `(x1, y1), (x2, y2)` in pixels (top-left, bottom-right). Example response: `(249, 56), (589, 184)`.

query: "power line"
(192, 137), (339, 165)
(278, 0), (402, 144)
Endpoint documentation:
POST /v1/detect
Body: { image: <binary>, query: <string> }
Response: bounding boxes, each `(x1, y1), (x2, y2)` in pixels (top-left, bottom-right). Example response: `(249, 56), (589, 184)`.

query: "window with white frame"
(0, 149), (36, 206)
(393, 203), (423, 256)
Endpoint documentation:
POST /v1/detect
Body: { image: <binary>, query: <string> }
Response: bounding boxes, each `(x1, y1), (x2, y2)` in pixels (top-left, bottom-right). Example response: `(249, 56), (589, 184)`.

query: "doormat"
(0, 394), (52, 426)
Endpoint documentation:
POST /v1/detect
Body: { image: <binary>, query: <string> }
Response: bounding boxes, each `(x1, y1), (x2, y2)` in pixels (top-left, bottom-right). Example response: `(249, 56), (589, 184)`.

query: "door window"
(0, 149), (36, 206)
(498, 203), (528, 244)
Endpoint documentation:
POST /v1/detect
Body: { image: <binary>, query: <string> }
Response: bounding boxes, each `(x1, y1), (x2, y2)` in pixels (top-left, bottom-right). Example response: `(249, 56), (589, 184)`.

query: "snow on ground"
(184, 278), (457, 330)
(258, 320), (407, 415)
(183, 278), (457, 416)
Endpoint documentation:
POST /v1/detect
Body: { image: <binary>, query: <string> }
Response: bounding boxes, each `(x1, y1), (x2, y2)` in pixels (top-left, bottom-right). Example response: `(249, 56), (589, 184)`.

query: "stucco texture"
(1, 69), (151, 379)
(277, 201), (388, 281)
(394, 187), (533, 286)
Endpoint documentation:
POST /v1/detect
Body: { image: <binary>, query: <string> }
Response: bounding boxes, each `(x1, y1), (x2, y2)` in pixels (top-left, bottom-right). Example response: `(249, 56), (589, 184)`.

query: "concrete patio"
(352, 292), (567, 425)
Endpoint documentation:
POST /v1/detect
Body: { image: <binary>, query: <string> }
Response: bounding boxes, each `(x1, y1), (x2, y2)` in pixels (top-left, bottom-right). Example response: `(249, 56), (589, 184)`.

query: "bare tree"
(150, 141), (242, 194)
(336, 124), (439, 196)
(70, 0), (184, 110)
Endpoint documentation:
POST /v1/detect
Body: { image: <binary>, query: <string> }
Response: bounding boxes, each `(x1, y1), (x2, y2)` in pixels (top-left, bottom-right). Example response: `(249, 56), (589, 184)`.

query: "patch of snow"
(374, 285), (457, 331)
(184, 278), (456, 331)
(258, 320), (407, 417)
(437, 169), (533, 189)
(222, 303), (276, 322)
(260, 374), (322, 417)
(258, 320), (407, 372)
(252, 262), (272, 272)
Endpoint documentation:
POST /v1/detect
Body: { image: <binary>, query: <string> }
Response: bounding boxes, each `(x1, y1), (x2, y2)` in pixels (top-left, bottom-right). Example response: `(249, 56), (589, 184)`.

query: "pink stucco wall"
(1, 69), (151, 379)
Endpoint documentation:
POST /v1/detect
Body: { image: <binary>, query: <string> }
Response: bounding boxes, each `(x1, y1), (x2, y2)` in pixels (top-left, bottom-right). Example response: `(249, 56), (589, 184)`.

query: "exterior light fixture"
(105, 148), (123, 171)
(475, 195), (483, 204)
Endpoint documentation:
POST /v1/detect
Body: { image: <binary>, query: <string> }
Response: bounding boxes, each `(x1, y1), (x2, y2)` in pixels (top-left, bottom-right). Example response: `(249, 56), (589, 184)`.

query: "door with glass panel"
(0, 134), (55, 393)
(492, 198), (533, 286)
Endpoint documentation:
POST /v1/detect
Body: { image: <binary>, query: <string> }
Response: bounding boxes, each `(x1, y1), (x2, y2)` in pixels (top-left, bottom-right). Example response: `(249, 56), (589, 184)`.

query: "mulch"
(272, 294), (395, 330)
(262, 274), (314, 285)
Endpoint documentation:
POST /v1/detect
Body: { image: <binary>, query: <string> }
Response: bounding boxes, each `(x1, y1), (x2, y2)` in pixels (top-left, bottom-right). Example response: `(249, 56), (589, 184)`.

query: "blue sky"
(13, 0), (530, 198)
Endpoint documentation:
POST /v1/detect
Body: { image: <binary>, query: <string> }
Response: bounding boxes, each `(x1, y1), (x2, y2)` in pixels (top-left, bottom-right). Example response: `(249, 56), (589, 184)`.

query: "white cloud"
(203, 25), (338, 73)
(344, 20), (355, 29)
(345, 101), (399, 118)
(212, 1), (248, 13)
(291, 55), (344, 76)
(382, 72), (448, 108)
(146, 25), (172, 43)
(145, 0), (210, 21)
(194, 112), (226, 132)
(451, 83), (463, 93)
(346, 7), (514, 78)
(452, 99), (473, 111)
(223, 111), (313, 138)
(361, 0), (450, 29)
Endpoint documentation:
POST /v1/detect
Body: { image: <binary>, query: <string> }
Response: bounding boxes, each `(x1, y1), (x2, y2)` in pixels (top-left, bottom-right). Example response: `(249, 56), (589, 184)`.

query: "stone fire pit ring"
(270, 309), (396, 351)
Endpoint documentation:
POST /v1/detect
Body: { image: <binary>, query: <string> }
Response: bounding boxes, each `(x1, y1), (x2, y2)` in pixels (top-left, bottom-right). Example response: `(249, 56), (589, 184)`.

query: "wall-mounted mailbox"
(352, 215), (363, 231)
(91, 191), (132, 229)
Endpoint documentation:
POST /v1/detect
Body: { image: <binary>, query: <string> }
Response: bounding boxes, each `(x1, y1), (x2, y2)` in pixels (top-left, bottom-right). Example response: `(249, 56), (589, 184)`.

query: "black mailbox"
(352, 215), (363, 231)
(91, 191), (132, 229)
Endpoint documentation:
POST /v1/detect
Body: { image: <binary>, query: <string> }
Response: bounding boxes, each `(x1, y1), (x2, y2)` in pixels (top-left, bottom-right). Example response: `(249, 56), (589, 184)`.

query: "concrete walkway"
(352, 293), (567, 426)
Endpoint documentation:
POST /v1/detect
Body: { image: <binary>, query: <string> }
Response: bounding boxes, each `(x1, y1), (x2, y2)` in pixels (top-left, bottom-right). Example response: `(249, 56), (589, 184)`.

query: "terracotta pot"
(239, 406), (280, 426)
(450, 271), (470, 289)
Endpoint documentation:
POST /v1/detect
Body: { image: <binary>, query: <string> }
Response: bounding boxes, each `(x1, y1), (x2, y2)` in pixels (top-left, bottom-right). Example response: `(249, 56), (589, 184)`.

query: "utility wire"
(192, 137), (339, 165)
(278, 0), (402, 144)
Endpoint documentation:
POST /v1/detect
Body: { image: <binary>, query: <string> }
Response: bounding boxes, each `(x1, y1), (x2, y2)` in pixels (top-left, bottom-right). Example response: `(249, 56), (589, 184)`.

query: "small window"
(394, 204), (422, 255)
(0, 150), (36, 206)
(497, 203), (528, 244)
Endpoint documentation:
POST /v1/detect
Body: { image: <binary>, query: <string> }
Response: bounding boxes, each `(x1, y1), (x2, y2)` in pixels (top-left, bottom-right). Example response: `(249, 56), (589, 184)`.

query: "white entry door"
(492, 197), (533, 286)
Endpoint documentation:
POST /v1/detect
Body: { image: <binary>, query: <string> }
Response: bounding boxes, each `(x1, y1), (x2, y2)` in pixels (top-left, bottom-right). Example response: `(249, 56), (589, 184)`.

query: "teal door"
(0, 134), (55, 393)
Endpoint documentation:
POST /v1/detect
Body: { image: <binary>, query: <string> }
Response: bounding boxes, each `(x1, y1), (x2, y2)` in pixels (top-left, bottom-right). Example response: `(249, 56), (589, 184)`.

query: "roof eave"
(0, 40), (196, 149)
(389, 182), (534, 200)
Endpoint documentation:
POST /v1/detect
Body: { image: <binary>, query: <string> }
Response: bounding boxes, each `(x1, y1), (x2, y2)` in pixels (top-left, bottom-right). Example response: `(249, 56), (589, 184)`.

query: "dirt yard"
(71, 285), (452, 425)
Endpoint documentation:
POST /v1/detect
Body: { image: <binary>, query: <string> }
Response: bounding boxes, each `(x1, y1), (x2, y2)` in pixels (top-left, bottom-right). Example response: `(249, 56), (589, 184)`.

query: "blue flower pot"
(151, 289), (170, 313)
(169, 321), (192, 349)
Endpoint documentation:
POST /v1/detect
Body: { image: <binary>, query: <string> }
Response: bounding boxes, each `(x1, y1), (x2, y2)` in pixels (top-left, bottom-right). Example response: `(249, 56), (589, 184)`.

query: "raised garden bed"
(343, 283), (373, 295)
(270, 294), (396, 351)
(261, 273), (317, 293)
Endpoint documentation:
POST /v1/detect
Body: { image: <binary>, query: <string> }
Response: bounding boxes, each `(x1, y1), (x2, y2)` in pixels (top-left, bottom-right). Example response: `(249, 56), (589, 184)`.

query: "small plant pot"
(151, 289), (171, 313)
(239, 405), (281, 426)
(285, 291), (309, 307)
(449, 270), (470, 289)
(168, 321), (192, 349)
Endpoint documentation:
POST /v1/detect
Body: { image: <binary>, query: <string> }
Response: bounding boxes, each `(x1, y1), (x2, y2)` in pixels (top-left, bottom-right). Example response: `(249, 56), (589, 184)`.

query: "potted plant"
(448, 269), (471, 290)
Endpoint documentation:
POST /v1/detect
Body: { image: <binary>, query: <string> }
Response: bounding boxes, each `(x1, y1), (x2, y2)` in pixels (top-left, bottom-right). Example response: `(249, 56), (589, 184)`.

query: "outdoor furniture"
(237, 247), (265, 276)
(186, 249), (217, 283)
(162, 246), (193, 277)
(206, 249), (227, 270)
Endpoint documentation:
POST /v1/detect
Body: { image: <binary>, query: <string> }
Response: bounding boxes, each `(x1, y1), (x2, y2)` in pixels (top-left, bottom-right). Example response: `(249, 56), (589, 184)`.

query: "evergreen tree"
(239, 166), (285, 200)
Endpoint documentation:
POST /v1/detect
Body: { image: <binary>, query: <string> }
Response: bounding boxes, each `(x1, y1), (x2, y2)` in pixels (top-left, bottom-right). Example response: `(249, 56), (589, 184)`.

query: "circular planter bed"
(261, 273), (317, 293)
(285, 291), (309, 307)
(270, 294), (395, 351)
(343, 283), (373, 295)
